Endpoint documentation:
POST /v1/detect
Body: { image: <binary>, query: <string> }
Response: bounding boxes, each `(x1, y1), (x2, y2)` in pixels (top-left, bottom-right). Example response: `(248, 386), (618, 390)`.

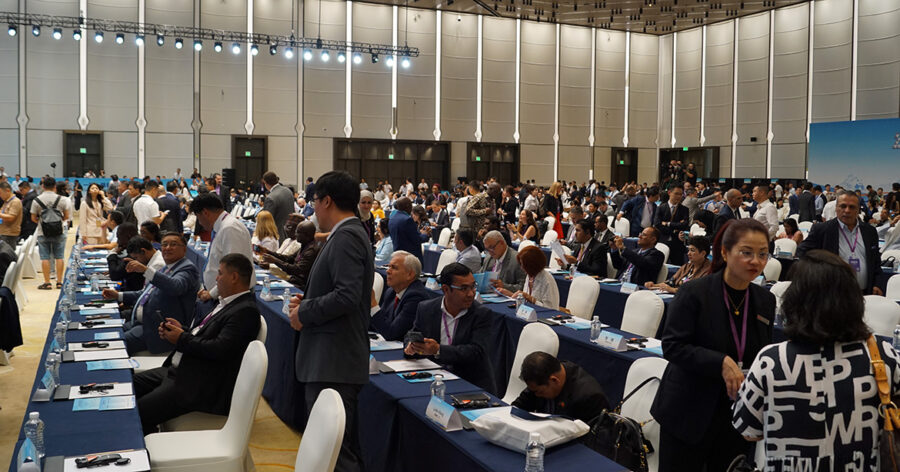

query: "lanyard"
(723, 284), (750, 364)
(840, 224), (859, 253)
(441, 311), (456, 345)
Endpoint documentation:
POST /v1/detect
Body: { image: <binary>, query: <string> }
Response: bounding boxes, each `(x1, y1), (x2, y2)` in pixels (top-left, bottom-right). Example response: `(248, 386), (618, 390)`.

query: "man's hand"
(406, 338), (440, 356)
(613, 237), (625, 251)
(490, 279), (504, 289)
(288, 294), (304, 331)
(197, 289), (212, 301)
(158, 318), (184, 344)
(563, 254), (577, 264)
(125, 259), (147, 274)
(101, 288), (119, 300)
(873, 286), (884, 296)
(616, 214), (622, 221)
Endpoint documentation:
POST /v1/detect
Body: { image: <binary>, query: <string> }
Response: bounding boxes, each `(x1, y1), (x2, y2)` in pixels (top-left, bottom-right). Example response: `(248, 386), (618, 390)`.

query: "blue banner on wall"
(808, 118), (900, 191)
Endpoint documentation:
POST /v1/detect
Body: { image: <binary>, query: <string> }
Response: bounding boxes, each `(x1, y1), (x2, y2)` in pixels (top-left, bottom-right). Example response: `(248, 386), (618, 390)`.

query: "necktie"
(135, 265), (172, 306)
(393, 296), (400, 311)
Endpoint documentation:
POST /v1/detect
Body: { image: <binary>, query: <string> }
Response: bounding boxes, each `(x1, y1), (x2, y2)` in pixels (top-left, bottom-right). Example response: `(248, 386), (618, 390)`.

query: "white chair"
(435, 249), (458, 274)
(548, 246), (572, 270)
(863, 295), (900, 338)
(887, 275), (900, 301)
(146, 340), (268, 472)
(606, 253), (616, 278)
(543, 216), (556, 230)
(614, 218), (630, 237)
(1, 261), (16, 293)
(518, 240), (537, 249)
(450, 218), (461, 231)
(619, 357), (668, 472)
(565, 276), (600, 320)
(882, 249), (900, 264)
(689, 224), (705, 236)
(763, 257), (782, 282)
(256, 316), (267, 343)
(373, 272), (385, 302)
(437, 227), (452, 247)
(797, 221), (813, 232)
(21, 235), (37, 279)
(773, 239), (797, 257)
(788, 213), (800, 222)
(620, 291), (665, 337)
(607, 215), (615, 227)
(501, 323), (559, 403)
(770, 281), (791, 313)
(654, 243), (670, 265)
(540, 230), (558, 246)
(294, 389), (346, 472)
(655, 264), (668, 284)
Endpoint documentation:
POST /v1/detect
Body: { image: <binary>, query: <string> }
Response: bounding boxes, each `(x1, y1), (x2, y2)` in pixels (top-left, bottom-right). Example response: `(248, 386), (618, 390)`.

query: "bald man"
(712, 189), (743, 238)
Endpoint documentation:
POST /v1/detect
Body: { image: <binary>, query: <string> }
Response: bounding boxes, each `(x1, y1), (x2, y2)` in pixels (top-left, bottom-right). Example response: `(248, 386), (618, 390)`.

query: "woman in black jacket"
(650, 218), (775, 471)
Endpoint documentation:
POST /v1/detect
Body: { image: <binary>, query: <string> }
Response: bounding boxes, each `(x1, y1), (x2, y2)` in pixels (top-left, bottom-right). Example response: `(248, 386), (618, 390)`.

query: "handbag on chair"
(581, 377), (658, 472)
(867, 335), (900, 472)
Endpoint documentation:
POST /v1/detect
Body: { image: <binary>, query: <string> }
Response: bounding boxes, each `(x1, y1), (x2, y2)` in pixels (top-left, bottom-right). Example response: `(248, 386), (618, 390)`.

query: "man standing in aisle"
(0, 182), (23, 248)
(288, 171), (373, 472)
(261, 171), (295, 243)
(191, 193), (253, 301)
(32, 176), (72, 290)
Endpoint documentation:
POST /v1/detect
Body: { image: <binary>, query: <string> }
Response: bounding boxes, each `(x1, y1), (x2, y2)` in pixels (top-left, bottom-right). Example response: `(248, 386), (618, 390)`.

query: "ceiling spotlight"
(193, 39), (202, 51)
(371, 53), (379, 64)
(269, 44), (277, 55)
(174, 38), (183, 49)
(214, 41), (222, 52)
(7, 25), (16, 37)
(156, 34), (164, 46)
(52, 28), (62, 40)
(337, 51), (346, 63)
(302, 49), (313, 61)
(284, 47), (294, 59)
(385, 55), (394, 67)
(401, 56), (411, 69)
(231, 42), (241, 54)
(115, 33), (125, 45)
(134, 34), (144, 46)
(320, 50), (330, 62)
(250, 44), (259, 56)
(94, 31), (104, 43)
(73, 29), (82, 41)
(353, 52), (362, 64)
(32, 25), (40, 37)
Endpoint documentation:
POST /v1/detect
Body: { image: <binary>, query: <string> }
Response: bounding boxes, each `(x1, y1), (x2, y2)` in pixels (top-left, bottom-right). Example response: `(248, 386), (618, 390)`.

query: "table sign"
(516, 305), (537, 322)
(426, 396), (463, 431)
(620, 282), (638, 294)
(595, 331), (627, 352)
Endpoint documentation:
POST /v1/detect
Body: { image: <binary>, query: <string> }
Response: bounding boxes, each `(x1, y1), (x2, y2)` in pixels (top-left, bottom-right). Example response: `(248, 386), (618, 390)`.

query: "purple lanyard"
(441, 311), (455, 345)
(840, 225), (859, 253)
(723, 284), (750, 364)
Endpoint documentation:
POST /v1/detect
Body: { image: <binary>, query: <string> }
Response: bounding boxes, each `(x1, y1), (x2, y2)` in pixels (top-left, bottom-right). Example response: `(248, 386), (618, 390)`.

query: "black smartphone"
(407, 331), (425, 344)
(252, 244), (262, 252)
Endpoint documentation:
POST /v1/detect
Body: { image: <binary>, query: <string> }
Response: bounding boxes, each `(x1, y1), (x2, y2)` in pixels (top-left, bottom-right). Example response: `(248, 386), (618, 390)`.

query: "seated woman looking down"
(645, 235), (711, 294)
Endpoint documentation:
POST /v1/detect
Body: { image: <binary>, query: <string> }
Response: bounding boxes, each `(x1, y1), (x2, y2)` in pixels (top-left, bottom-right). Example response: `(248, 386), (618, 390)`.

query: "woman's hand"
(722, 356), (745, 400)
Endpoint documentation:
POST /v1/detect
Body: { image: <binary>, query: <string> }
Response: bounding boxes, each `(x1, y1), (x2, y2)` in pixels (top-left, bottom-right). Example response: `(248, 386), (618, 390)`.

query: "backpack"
(581, 377), (659, 472)
(34, 196), (64, 237)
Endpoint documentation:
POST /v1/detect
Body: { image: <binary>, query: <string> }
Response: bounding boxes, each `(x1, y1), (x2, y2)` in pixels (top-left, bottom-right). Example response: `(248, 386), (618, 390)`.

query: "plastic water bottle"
(261, 276), (271, 300)
(569, 263), (576, 278)
(282, 289), (291, 315)
(90, 273), (100, 292)
(893, 325), (900, 352)
(58, 300), (71, 323)
(45, 353), (60, 386)
(23, 412), (45, 459)
(53, 322), (67, 351)
(516, 293), (525, 311)
(590, 316), (602, 343)
(430, 374), (446, 402)
(524, 432), (544, 472)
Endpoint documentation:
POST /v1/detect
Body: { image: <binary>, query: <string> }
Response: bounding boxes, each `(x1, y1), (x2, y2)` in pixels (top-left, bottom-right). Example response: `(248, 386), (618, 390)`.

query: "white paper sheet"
(67, 341), (127, 352)
(68, 382), (133, 400)
(74, 319), (125, 329)
(63, 449), (150, 472)
(71, 349), (129, 362)
(381, 358), (441, 372)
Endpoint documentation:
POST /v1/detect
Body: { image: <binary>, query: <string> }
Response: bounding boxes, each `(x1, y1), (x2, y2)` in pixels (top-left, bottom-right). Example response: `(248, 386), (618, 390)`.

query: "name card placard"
(595, 331), (627, 351)
(516, 305), (537, 322)
(426, 396), (463, 431)
(620, 282), (638, 294)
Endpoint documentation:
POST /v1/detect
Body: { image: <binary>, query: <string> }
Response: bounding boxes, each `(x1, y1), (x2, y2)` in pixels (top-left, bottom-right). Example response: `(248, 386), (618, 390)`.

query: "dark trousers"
(134, 366), (190, 435)
(304, 382), (364, 472)
(658, 400), (750, 472)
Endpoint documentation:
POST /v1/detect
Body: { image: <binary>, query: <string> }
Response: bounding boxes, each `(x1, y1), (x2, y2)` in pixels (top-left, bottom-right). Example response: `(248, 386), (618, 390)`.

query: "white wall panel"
(657, 35), (673, 148)
(0, 0), (16, 130)
(440, 13), (477, 142)
(449, 141), (466, 181)
(705, 21), (734, 147)
(675, 29), (702, 147)
(146, 0), (193, 134)
(558, 145), (590, 182)
(857, 0), (900, 119)
(87, 1), (138, 133)
(559, 26), (591, 146)
(199, 134), (229, 175)
(719, 146), (732, 177)
(772, 4), (809, 146)
(521, 144), (553, 184)
(736, 13), (769, 145)
(629, 34), (658, 148)
(770, 143), (806, 178)
(303, 0), (345, 138)
(812, 0), (852, 122)
(200, 0), (247, 135)
(145, 132), (192, 177)
(592, 146), (612, 184)
(27, 129), (62, 175)
(0, 130), (17, 172)
(398, 9), (436, 141)
(303, 137), (332, 183)
(104, 131), (137, 176)
(735, 144), (766, 177)
(595, 30), (625, 148)
(519, 22), (555, 145)
(351, 3), (391, 138)
(253, 0), (298, 137)
(267, 136), (298, 187)
(26, 0), (79, 131)
(481, 16), (516, 143)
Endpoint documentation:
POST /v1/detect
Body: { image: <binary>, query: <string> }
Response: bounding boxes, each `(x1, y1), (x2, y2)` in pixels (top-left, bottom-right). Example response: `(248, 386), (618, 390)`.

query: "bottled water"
(569, 263), (576, 278)
(524, 432), (544, 472)
(90, 273), (100, 292)
(23, 412), (45, 459)
(282, 289), (291, 315)
(430, 374), (446, 402)
(53, 322), (67, 351)
(893, 325), (900, 352)
(590, 316), (602, 343)
(58, 300), (71, 323)
(45, 353), (60, 386)
(261, 276), (271, 300)
(516, 293), (525, 311)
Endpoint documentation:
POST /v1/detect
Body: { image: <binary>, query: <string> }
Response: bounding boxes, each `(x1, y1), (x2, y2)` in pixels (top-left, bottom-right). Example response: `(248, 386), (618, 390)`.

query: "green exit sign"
(245, 151), (251, 157)
(475, 156), (481, 162)
(388, 154), (394, 160)
(79, 147), (87, 154)
(619, 160), (625, 165)
(682, 147), (689, 151)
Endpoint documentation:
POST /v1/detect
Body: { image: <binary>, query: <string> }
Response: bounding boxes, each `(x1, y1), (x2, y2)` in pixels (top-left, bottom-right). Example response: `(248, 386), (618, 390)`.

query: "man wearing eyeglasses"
(610, 227), (665, 286)
(404, 262), (495, 393)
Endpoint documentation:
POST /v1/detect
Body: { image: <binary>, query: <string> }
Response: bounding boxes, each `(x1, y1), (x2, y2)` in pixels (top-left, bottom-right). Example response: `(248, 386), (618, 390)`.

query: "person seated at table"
(262, 213), (303, 260)
(428, 199), (449, 228)
(610, 227), (665, 286)
(102, 233), (200, 355)
(83, 210), (125, 252)
(498, 245), (559, 310)
(558, 220), (608, 277)
(511, 351), (610, 423)
(373, 218), (394, 267)
(453, 229), (482, 273)
(252, 210), (280, 253)
(370, 251), (432, 341)
(139, 221), (162, 249)
(776, 217), (804, 245)
(563, 206), (585, 244)
(404, 263), (495, 392)
(507, 209), (540, 245)
(645, 235), (711, 294)
(482, 230), (526, 293)
(593, 214), (614, 246)
(260, 220), (319, 291)
(476, 215), (512, 251)
(134, 253), (260, 435)
(371, 199), (386, 220)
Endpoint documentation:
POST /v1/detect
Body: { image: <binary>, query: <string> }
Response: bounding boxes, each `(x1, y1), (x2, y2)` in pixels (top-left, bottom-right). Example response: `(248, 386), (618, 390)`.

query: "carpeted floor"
(0, 225), (300, 470)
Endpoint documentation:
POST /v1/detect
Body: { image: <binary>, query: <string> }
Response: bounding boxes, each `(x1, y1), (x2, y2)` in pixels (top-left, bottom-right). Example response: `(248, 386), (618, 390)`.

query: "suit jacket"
(163, 291), (260, 415)
(430, 209), (449, 227)
(480, 247), (527, 292)
(370, 279), (434, 341)
(295, 217), (374, 385)
(566, 238), (608, 277)
(408, 297), (495, 393)
(651, 271), (774, 442)
(797, 191), (816, 222)
(595, 229), (614, 246)
(388, 211), (425, 261)
(654, 203), (690, 243)
(156, 193), (183, 234)
(610, 246), (664, 286)
(263, 184), (295, 243)
(272, 243), (320, 291)
(797, 219), (882, 294)
(712, 205), (738, 239)
(107, 252), (147, 292)
(620, 196), (657, 237)
(512, 361), (610, 423)
(123, 257), (201, 353)
(788, 192), (799, 216)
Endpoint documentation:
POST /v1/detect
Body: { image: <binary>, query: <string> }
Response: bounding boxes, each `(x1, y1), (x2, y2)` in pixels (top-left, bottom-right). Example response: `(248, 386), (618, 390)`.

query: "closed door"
(64, 132), (102, 177)
(232, 137), (267, 189)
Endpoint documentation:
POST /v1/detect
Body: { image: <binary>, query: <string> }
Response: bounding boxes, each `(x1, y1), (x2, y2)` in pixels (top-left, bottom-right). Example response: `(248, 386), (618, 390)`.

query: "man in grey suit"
(797, 182), (817, 223)
(482, 230), (526, 292)
(288, 171), (373, 472)
(261, 171), (295, 243)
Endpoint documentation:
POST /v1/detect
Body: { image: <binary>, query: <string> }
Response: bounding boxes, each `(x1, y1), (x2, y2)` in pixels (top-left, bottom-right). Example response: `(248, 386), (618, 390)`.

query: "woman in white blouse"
(498, 245), (559, 310)
(251, 210), (280, 253)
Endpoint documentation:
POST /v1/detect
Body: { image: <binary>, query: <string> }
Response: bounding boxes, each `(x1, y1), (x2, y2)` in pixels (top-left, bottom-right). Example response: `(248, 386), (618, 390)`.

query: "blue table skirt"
(553, 275), (673, 332)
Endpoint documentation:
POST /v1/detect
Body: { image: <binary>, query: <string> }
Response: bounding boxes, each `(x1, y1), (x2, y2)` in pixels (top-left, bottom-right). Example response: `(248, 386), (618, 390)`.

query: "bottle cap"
(529, 432), (541, 442)
(28, 411), (39, 420)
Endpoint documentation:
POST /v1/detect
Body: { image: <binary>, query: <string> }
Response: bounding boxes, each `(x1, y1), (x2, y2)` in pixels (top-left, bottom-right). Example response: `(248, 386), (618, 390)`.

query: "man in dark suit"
(593, 214), (614, 246)
(797, 182), (816, 223)
(304, 177), (316, 200)
(712, 189), (743, 239)
(511, 352), (610, 423)
(654, 185), (691, 265)
(262, 171), (295, 243)
(404, 263), (495, 393)
(798, 190), (883, 295)
(369, 251), (433, 341)
(388, 197), (427, 262)
(16, 181), (37, 239)
(102, 233), (200, 354)
(156, 180), (183, 234)
(428, 199), (449, 228)
(610, 227), (665, 286)
(564, 206), (585, 244)
(617, 186), (660, 237)
(482, 231), (526, 292)
(787, 186), (799, 216)
(559, 220), (608, 277)
(288, 171), (374, 472)
(206, 175), (232, 213)
(133, 253), (260, 435)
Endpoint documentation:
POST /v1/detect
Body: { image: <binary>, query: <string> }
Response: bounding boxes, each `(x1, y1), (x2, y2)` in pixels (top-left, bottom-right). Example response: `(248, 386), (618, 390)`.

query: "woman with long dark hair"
(79, 182), (114, 244)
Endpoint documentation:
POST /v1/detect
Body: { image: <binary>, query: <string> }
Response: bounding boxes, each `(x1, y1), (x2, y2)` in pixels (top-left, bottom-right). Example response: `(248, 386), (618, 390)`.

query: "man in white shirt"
(173, 168), (182, 180)
(751, 185), (778, 241)
(822, 198), (837, 221)
(191, 193), (254, 301)
(132, 180), (167, 227)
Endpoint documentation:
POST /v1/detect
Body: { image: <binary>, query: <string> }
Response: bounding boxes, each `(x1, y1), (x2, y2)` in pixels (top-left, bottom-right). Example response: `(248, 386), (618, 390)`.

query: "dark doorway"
(658, 147), (720, 184)
(232, 136), (267, 189)
(63, 131), (103, 178)
(610, 148), (638, 186)
(333, 139), (450, 191)
(467, 143), (520, 185)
